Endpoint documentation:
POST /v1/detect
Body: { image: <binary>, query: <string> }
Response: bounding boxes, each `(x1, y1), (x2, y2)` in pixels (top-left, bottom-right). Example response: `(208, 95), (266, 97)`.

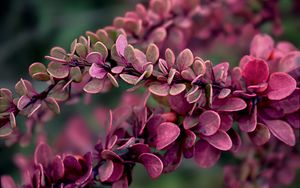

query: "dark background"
(0, 0), (299, 187)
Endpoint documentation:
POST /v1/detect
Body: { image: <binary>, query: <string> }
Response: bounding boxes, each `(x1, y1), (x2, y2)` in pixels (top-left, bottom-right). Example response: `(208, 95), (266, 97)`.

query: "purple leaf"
(203, 130), (232, 151)
(267, 72), (296, 100)
(248, 123), (270, 146)
(116, 35), (128, 57)
(17, 95), (31, 110)
(264, 119), (296, 146)
(139, 153), (163, 179)
(242, 59), (269, 86)
(156, 122), (180, 150)
(194, 140), (221, 168)
(212, 97), (247, 112)
(198, 110), (220, 136)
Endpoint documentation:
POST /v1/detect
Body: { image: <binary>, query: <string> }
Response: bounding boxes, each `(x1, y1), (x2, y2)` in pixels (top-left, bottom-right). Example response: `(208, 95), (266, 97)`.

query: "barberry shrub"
(0, 0), (299, 188)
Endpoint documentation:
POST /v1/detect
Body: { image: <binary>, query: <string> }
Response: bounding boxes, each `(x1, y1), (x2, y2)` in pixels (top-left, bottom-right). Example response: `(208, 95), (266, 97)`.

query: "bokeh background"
(0, 0), (299, 187)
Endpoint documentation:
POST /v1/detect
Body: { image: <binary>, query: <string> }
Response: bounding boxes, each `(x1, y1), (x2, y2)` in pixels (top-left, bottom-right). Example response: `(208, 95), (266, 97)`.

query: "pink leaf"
(34, 143), (53, 167)
(156, 122), (180, 150)
(212, 97), (247, 112)
(1, 176), (17, 188)
(248, 123), (270, 146)
(139, 153), (163, 179)
(99, 160), (114, 182)
(203, 130), (232, 151)
(86, 52), (103, 64)
(250, 34), (274, 59)
(238, 106), (257, 132)
(242, 59), (269, 86)
(194, 140), (221, 168)
(148, 83), (169, 96)
(116, 35), (128, 57)
(267, 72), (296, 100)
(264, 119), (296, 146)
(198, 110), (220, 136)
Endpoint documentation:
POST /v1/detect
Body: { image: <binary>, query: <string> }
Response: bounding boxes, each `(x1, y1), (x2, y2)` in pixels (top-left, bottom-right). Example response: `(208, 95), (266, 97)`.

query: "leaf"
(183, 115), (198, 129)
(169, 83), (186, 96)
(139, 153), (163, 179)
(17, 95), (31, 110)
(193, 58), (206, 76)
(86, 52), (103, 65)
(218, 88), (231, 99)
(248, 123), (270, 146)
(203, 130), (232, 151)
(51, 156), (65, 182)
(267, 72), (296, 100)
(70, 67), (82, 82)
(250, 34), (274, 60)
(1, 176), (17, 188)
(120, 74), (139, 85)
(149, 27), (167, 43)
(84, 79), (105, 94)
(45, 97), (60, 114)
(176, 49), (194, 71)
(156, 122), (180, 150)
(75, 43), (87, 57)
(116, 34), (128, 57)
(0, 120), (14, 138)
(146, 43), (159, 63)
(93, 42), (108, 60)
(212, 97), (247, 112)
(264, 119), (295, 146)
(148, 83), (169, 96)
(198, 110), (220, 136)
(242, 59), (269, 86)
(227, 129), (241, 152)
(238, 106), (257, 132)
(194, 140), (221, 168)
(47, 62), (69, 79)
(98, 160), (114, 182)
(107, 73), (119, 87)
(50, 47), (66, 59)
(29, 62), (49, 81)
(34, 143), (53, 167)
(165, 48), (175, 68)
(89, 63), (107, 79)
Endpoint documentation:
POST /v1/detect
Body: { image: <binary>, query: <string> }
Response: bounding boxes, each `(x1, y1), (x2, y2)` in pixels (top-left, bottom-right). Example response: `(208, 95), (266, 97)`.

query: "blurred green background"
(0, 0), (299, 187)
